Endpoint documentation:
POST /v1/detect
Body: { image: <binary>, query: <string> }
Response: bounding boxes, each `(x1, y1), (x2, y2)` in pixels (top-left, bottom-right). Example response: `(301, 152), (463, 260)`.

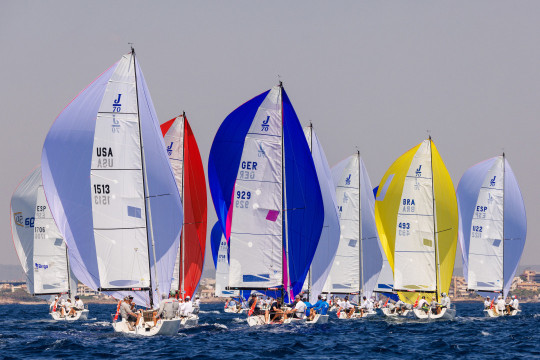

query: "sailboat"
(208, 83), (324, 326)
(10, 166), (87, 321)
(210, 221), (250, 313)
(297, 123), (340, 324)
(41, 49), (184, 336)
(322, 152), (383, 319)
(457, 154), (526, 317)
(161, 112), (207, 326)
(375, 138), (458, 320)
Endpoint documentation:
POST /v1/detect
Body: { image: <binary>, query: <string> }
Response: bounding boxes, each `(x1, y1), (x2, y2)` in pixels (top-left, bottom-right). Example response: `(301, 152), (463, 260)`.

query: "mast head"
(128, 43), (135, 55)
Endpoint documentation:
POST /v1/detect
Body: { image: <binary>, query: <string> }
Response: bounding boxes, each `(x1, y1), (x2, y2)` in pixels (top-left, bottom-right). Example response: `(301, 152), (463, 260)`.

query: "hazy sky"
(2, 1), (540, 275)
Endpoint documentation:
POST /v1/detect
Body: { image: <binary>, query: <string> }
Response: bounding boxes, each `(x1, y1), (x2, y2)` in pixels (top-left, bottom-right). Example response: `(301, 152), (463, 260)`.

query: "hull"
(413, 307), (456, 320)
(381, 308), (412, 318)
(112, 318), (181, 336)
(247, 313), (327, 326)
(337, 309), (377, 319)
(179, 314), (199, 327)
(483, 308), (521, 317)
(224, 307), (247, 314)
(50, 309), (89, 321)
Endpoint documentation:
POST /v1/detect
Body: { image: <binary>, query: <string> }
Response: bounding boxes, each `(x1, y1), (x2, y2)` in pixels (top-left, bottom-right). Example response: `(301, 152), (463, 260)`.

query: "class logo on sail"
(415, 165), (422, 177)
(261, 116), (270, 132)
(345, 174), (351, 186)
(112, 93), (122, 112)
(490, 176), (496, 187)
(167, 142), (174, 156)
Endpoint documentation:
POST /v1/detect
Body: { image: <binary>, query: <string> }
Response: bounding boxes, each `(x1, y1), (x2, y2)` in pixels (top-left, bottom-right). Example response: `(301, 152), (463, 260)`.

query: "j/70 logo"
(345, 174), (351, 185)
(490, 176), (496, 187)
(261, 116), (270, 131)
(112, 94), (122, 112)
(167, 142), (173, 156)
(415, 165), (422, 177)
(14, 212), (34, 228)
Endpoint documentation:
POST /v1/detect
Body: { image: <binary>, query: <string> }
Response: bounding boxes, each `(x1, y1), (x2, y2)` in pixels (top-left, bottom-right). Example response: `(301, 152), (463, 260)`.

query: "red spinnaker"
(161, 115), (207, 299)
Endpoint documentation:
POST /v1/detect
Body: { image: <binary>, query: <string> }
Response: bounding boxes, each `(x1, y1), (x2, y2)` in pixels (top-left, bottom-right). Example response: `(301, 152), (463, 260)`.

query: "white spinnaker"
(468, 157), (504, 292)
(90, 53), (151, 290)
(229, 86), (283, 289)
(165, 116), (185, 293)
(302, 126), (340, 303)
(323, 156), (360, 293)
(10, 167), (41, 294)
(393, 140), (436, 292)
(33, 185), (71, 295)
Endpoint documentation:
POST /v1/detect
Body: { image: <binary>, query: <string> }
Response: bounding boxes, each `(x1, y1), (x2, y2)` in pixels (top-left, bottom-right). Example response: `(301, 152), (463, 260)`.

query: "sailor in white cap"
(495, 294), (505, 315)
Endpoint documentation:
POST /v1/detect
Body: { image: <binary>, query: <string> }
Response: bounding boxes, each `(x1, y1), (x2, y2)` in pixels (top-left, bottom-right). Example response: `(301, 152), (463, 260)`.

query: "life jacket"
(113, 300), (122, 321)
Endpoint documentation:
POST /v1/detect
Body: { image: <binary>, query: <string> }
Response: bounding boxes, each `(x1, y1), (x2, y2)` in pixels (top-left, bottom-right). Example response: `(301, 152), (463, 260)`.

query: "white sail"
(467, 157), (504, 292)
(11, 168), (40, 294)
(33, 185), (71, 295)
(393, 140), (436, 292)
(229, 87), (283, 289)
(90, 53), (150, 290)
(11, 166), (75, 296)
(323, 156), (360, 293)
(216, 236), (238, 297)
(165, 116), (185, 293)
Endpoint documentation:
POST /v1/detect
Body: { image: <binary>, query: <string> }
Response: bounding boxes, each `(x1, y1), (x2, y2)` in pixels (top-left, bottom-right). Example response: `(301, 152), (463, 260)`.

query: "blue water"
(0, 303), (538, 359)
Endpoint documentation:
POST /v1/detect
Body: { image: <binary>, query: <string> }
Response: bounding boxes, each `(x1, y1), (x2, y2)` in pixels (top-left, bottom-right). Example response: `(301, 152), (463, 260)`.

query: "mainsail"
(161, 114), (207, 299)
(323, 154), (382, 300)
(41, 50), (183, 308)
(10, 166), (76, 297)
(208, 84), (324, 300)
(302, 124), (340, 303)
(457, 154), (526, 298)
(375, 138), (457, 303)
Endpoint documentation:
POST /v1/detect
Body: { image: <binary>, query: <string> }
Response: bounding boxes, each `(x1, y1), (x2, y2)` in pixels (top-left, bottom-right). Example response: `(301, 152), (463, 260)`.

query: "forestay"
(41, 51), (183, 308)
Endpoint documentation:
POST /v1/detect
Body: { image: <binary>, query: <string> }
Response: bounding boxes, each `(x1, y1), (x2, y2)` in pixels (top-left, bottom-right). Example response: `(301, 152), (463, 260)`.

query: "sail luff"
(429, 139), (441, 301)
(132, 49), (157, 307)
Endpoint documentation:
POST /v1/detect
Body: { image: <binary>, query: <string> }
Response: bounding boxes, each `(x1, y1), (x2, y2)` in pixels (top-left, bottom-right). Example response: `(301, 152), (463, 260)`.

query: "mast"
(429, 136), (441, 302)
(180, 112), (186, 299)
(502, 152), (505, 296)
(358, 150), (364, 299)
(65, 246), (72, 299)
(307, 121), (313, 300)
(280, 82), (288, 302)
(132, 47), (158, 308)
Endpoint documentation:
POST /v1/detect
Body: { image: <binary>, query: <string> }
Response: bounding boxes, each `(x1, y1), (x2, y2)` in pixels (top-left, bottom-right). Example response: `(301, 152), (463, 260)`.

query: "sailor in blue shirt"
(312, 294), (329, 316)
(303, 297), (313, 319)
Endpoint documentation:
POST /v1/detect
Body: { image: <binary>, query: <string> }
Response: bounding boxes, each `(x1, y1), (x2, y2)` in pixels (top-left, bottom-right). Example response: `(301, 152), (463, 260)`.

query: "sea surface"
(0, 302), (538, 359)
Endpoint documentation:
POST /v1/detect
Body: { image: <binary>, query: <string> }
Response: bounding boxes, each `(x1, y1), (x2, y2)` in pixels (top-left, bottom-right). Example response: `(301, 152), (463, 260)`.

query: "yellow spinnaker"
(375, 139), (457, 304)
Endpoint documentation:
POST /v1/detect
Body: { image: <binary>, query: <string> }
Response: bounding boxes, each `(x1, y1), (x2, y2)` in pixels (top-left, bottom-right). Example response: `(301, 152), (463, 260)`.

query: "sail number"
(235, 191), (251, 208)
(398, 222), (410, 236)
(93, 184), (111, 205)
(472, 225), (483, 238)
(474, 206), (487, 219)
(35, 205), (47, 219)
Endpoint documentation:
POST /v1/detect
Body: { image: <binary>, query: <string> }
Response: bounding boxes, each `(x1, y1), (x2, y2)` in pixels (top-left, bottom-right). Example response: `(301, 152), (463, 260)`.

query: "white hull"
(112, 317), (181, 336)
(381, 307), (412, 318)
(483, 308), (521, 317)
(50, 309), (89, 321)
(224, 307), (247, 314)
(413, 307), (456, 320)
(247, 313), (328, 326)
(179, 314), (199, 327)
(337, 309), (377, 319)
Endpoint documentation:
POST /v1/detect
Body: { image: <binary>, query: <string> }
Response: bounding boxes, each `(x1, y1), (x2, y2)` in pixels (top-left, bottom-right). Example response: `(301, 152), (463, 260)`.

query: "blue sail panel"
(208, 91), (270, 238)
(210, 221), (222, 268)
(41, 64), (117, 292)
(282, 89), (324, 297)
(135, 59), (183, 307)
(502, 159), (526, 297)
